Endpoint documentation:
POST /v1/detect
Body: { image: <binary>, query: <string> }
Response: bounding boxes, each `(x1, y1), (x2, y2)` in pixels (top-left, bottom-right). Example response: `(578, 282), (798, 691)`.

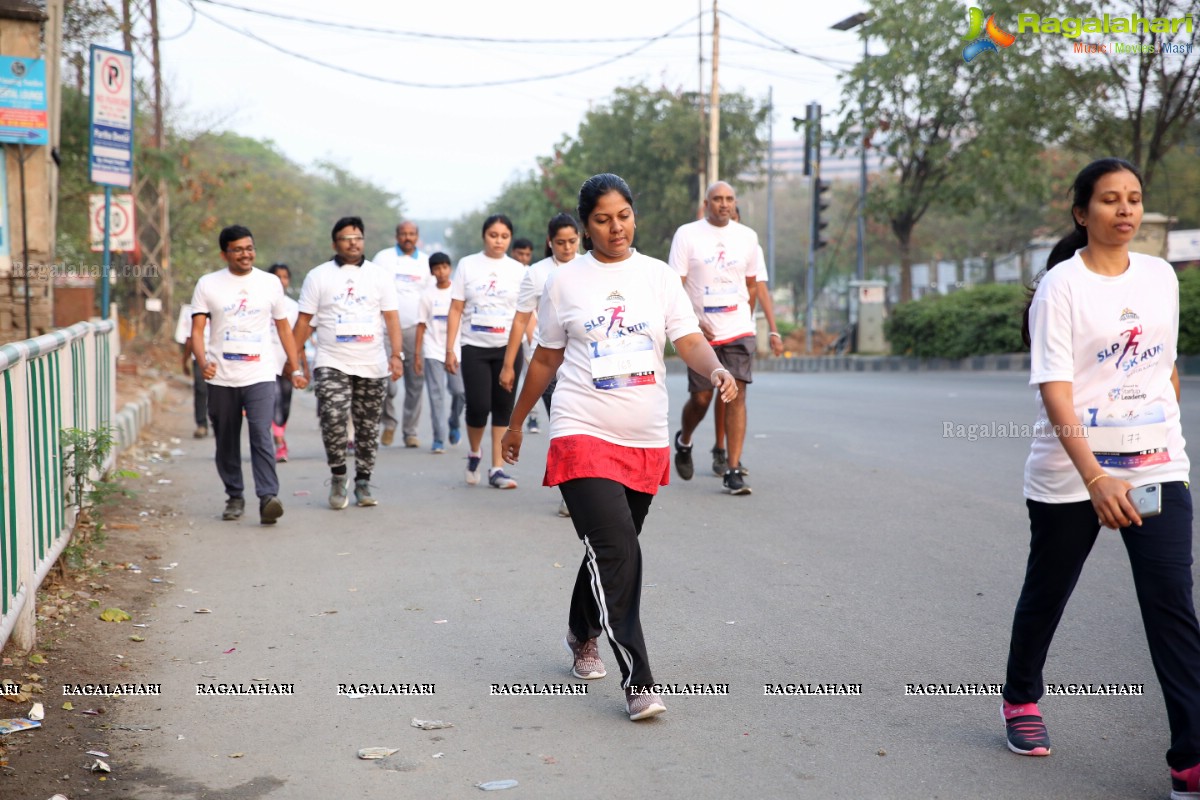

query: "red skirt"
(543, 434), (670, 496)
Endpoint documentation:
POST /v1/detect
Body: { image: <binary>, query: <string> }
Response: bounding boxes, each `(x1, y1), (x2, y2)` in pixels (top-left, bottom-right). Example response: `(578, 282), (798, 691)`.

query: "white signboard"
(88, 45), (134, 187)
(89, 193), (135, 252)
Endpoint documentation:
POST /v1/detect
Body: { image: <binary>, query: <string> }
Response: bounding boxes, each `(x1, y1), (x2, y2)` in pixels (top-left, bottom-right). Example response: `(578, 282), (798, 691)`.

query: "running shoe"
(1002, 701), (1051, 756)
(465, 453), (482, 485)
(711, 446), (727, 476)
(564, 630), (606, 679)
(449, 426), (461, 445)
(723, 468), (752, 495)
(488, 469), (517, 489)
(221, 496), (244, 521)
(431, 440), (445, 454)
(275, 439), (289, 463)
(557, 498), (571, 518)
(738, 460), (749, 476)
(259, 495), (284, 525)
(1172, 762), (1200, 800)
(527, 416), (540, 434)
(674, 430), (694, 480)
(328, 475), (350, 510)
(405, 435), (420, 448)
(380, 428), (395, 446)
(625, 687), (666, 721)
(354, 479), (377, 507)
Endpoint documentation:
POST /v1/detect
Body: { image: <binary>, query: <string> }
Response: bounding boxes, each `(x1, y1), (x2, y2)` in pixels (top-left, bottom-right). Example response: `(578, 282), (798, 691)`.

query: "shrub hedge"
(886, 270), (1200, 358)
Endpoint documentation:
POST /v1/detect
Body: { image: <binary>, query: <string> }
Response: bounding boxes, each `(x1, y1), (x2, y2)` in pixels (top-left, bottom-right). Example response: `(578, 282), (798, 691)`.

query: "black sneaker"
(723, 468), (751, 495)
(674, 431), (694, 481)
(221, 496), (245, 520)
(1002, 701), (1051, 756)
(711, 447), (727, 476)
(259, 495), (284, 525)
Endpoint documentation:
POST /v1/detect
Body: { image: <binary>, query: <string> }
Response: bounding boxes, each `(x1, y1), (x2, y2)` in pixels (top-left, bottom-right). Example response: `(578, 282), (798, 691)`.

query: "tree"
(836, 0), (1105, 302)
(61, 0), (120, 92)
(539, 83), (769, 259)
(450, 82), (769, 263)
(1075, 0), (1200, 188)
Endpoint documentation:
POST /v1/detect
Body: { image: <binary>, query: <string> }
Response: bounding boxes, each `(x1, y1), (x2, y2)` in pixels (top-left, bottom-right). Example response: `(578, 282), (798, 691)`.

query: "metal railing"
(0, 319), (118, 651)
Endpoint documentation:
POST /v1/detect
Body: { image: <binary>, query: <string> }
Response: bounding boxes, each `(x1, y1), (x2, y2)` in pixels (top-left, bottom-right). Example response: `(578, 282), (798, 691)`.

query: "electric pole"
(122, 0), (171, 339)
(707, 0), (719, 187)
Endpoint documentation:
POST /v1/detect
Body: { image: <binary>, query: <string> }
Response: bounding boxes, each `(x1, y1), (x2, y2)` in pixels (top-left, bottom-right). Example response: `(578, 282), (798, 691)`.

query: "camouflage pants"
(314, 367), (388, 475)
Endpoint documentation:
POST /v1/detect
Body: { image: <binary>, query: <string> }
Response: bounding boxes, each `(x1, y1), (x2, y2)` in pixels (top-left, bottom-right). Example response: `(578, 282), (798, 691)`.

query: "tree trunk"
(898, 233), (913, 303)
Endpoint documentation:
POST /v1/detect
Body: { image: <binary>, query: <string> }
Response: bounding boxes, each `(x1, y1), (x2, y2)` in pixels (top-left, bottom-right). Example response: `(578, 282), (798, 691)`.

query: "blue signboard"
(88, 45), (134, 188)
(0, 56), (48, 145)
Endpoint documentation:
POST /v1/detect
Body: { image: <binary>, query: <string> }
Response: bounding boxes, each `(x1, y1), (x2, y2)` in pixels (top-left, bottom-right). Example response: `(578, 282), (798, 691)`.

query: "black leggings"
(559, 478), (655, 689)
(461, 344), (521, 428)
(1003, 482), (1200, 770)
(274, 372), (293, 427)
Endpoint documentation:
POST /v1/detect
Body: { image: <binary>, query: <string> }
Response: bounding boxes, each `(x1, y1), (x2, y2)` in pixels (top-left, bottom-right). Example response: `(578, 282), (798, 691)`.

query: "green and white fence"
(0, 319), (118, 652)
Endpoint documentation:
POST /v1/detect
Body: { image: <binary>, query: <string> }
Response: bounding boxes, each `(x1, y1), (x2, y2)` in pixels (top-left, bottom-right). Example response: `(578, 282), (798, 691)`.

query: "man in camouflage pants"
(293, 216), (403, 509)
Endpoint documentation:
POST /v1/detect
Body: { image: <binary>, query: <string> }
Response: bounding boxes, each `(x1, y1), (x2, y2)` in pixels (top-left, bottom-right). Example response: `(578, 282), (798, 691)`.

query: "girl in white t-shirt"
(445, 214), (525, 489)
(500, 174), (738, 722)
(499, 213), (582, 491)
(1000, 158), (1200, 798)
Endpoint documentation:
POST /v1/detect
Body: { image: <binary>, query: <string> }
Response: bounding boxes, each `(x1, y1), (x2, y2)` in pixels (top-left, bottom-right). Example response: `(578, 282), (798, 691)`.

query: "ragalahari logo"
(963, 7), (1017, 62)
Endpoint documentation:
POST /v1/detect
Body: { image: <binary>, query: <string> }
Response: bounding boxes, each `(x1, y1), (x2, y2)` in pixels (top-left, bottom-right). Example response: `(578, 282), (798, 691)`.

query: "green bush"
(885, 284), (1027, 359)
(1179, 268), (1200, 355)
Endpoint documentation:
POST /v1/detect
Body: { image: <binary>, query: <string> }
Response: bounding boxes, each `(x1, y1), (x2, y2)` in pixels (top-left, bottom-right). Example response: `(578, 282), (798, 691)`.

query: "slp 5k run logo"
(963, 7), (1017, 62)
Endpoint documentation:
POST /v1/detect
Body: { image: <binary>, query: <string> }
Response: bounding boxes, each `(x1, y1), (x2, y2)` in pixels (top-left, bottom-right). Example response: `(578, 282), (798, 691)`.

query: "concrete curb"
(667, 353), (1200, 376)
(665, 353), (1033, 374)
(112, 381), (169, 452)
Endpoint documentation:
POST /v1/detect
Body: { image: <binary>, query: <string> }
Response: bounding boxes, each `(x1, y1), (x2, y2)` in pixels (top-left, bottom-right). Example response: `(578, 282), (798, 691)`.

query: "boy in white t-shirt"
(190, 225), (307, 525)
(413, 252), (465, 453)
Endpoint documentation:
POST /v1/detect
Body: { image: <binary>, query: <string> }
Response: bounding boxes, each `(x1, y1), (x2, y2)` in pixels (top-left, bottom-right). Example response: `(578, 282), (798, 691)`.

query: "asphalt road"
(109, 370), (1200, 799)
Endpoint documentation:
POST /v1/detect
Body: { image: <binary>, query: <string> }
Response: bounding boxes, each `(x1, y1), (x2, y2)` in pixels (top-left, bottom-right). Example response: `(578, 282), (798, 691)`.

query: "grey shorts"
(687, 335), (754, 393)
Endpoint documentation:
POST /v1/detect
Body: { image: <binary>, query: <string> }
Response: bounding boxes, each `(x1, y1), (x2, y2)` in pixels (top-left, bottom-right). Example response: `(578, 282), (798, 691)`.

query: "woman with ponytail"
(1001, 158), (1200, 800)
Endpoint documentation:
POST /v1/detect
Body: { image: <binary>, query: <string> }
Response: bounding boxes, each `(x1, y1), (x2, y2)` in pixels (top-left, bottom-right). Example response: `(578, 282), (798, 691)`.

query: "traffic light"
(811, 179), (831, 251)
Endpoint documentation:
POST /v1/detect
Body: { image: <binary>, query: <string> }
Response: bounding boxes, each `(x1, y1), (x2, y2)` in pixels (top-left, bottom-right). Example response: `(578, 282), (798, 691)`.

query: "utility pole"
(696, 0), (706, 208)
(766, 86), (775, 286)
(122, 0), (171, 339)
(707, 0), (719, 186)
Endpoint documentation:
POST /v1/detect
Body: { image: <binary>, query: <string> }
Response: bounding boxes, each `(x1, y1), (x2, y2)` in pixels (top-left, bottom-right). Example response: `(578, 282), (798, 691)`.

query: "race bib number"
(335, 314), (376, 343)
(1088, 423), (1170, 468)
(222, 330), (263, 362)
(471, 306), (508, 335)
(703, 285), (739, 314)
(589, 336), (657, 390)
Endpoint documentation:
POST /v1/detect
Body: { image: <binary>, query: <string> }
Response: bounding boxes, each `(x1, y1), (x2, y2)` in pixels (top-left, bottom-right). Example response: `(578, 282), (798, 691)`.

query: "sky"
(153, 0), (866, 221)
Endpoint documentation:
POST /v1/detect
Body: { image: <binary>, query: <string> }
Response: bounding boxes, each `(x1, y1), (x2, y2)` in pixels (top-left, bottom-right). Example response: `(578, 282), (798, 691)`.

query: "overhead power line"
(719, 9), (855, 68)
(187, 1), (703, 89)
(194, 0), (699, 45)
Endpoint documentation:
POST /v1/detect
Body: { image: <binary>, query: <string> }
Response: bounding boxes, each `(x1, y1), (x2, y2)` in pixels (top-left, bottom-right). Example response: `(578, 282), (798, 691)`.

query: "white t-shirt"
(668, 218), (760, 346)
(537, 250), (701, 448)
(269, 295), (300, 375)
(517, 256), (568, 313)
(1024, 251), (1189, 502)
(418, 284), (460, 362)
(450, 252), (524, 349)
(298, 259), (398, 379)
(372, 246), (430, 328)
(174, 303), (210, 347)
(190, 268), (288, 388)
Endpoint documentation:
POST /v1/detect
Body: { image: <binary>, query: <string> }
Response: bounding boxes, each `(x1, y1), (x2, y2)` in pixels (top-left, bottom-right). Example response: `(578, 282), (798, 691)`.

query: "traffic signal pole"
(804, 103), (829, 354)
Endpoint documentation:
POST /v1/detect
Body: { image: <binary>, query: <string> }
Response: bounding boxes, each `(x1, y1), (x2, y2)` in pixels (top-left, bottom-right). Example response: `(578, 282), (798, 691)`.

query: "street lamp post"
(831, 11), (870, 288)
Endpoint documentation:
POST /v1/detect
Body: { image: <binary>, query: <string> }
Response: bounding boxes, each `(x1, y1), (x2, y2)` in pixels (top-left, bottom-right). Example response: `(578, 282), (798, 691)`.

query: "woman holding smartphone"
(501, 173), (736, 721)
(1000, 158), (1200, 799)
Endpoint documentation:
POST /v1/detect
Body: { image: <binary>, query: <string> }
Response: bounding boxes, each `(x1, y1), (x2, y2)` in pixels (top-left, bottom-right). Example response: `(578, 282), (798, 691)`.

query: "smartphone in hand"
(1127, 484), (1163, 519)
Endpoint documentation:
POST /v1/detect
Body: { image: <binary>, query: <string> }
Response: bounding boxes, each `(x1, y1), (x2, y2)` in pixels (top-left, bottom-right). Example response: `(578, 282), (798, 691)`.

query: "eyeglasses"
(336, 235), (364, 243)
(225, 245), (255, 255)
